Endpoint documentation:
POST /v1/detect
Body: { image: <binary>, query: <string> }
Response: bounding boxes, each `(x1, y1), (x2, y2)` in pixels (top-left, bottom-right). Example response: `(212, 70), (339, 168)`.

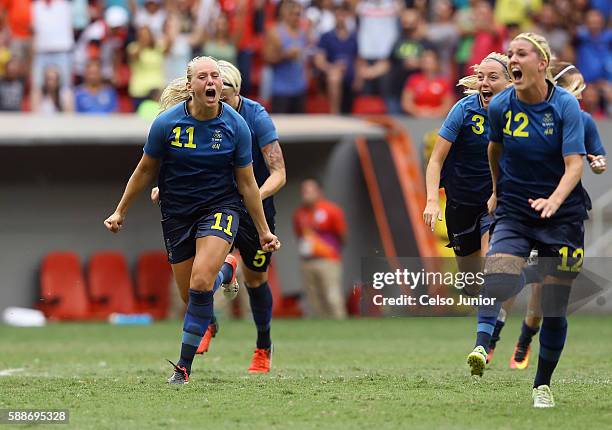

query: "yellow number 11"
(211, 212), (233, 236)
(171, 126), (196, 148)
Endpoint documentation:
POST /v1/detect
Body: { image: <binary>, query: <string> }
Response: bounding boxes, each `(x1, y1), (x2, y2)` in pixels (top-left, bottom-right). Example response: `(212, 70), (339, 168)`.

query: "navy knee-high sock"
(177, 287), (216, 374)
(534, 284), (571, 388)
(246, 282), (273, 349)
(475, 273), (525, 351)
(518, 320), (539, 347)
(220, 261), (233, 284)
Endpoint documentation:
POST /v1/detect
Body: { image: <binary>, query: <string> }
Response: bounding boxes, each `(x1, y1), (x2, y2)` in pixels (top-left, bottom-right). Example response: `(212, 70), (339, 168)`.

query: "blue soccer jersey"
(582, 111), (606, 156)
(144, 101), (253, 216)
(237, 96), (279, 219)
(438, 93), (492, 205)
(488, 85), (587, 222)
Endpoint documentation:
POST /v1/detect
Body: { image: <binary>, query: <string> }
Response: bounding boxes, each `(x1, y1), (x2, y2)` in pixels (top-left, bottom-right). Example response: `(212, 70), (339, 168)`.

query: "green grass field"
(1, 316), (612, 429)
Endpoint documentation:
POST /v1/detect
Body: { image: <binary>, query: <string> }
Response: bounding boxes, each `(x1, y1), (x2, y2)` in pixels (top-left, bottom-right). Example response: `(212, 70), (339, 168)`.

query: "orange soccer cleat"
(196, 320), (218, 354)
(248, 345), (273, 374)
(486, 347), (495, 365)
(509, 343), (531, 370)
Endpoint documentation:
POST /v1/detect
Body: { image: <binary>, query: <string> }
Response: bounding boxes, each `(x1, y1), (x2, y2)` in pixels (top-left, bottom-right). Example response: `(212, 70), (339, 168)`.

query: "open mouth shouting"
(480, 89), (493, 104)
(511, 66), (523, 84)
(205, 87), (217, 103)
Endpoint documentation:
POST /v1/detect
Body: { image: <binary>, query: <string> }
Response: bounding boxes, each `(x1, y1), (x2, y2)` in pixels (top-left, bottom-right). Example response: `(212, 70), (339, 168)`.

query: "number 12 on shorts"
(211, 212), (233, 236)
(557, 246), (584, 272)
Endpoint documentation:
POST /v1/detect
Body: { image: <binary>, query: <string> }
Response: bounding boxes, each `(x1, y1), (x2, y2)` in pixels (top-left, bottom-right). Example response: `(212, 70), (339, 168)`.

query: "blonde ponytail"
(458, 52), (511, 95)
(159, 77), (190, 113)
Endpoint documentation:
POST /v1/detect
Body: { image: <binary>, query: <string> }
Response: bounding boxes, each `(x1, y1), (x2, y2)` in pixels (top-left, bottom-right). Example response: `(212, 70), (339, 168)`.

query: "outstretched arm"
(104, 154), (160, 232)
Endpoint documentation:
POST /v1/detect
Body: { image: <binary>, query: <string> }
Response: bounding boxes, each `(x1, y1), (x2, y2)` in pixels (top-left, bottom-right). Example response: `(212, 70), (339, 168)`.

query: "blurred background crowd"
(0, 0), (610, 118)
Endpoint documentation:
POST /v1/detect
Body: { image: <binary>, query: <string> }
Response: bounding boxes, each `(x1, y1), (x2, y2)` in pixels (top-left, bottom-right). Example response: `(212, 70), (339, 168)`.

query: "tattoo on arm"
(261, 141), (285, 172)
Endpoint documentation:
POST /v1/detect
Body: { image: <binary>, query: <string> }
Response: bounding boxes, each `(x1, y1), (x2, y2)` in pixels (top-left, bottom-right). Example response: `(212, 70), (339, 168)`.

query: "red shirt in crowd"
(403, 74), (451, 109)
(0, 0), (32, 39)
(293, 199), (347, 261)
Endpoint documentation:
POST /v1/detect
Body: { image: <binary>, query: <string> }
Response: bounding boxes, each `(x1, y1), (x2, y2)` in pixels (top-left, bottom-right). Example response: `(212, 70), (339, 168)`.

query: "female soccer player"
(104, 56), (280, 385)
(487, 61), (607, 370)
(466, 33), (588, 408)
(423, 52), (511, 288)
(152, 60), (286, 373)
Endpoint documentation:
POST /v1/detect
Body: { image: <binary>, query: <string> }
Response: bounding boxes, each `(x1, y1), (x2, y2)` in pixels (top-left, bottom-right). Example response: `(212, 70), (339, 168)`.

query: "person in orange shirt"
(293, 179), (347, 319)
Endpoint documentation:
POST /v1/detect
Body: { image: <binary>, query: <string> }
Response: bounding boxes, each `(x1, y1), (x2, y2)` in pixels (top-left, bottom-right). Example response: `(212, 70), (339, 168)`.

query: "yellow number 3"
(471, 114), (485, 135)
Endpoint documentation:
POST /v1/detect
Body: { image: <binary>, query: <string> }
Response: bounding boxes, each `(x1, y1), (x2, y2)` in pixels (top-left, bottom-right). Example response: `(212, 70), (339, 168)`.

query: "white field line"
(0, 368), (24, 376)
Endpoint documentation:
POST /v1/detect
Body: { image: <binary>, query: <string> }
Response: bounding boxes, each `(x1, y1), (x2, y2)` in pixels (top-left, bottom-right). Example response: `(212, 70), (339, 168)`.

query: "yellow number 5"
(253, 250), (267, 268)
(471, 114), (485, 135)
(211, 212), (233, 236)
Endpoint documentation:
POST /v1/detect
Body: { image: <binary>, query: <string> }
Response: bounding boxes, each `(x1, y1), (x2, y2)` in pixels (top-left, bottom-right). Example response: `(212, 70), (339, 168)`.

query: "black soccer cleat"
(166, 359), (189, 385)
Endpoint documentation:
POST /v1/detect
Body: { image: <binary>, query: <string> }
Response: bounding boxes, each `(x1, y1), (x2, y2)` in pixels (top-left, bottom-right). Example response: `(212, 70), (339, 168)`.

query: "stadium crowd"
(0, 0), (610, 117)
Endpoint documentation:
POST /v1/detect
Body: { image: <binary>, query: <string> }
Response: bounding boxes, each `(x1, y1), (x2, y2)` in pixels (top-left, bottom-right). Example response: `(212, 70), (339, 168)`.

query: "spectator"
(453, 0), (478, 78)
(0, 0), (31, 70)
(533, 3), (569, 58)
(31, 0), (74, 96)
(136, 88), (161, 120)
(581, 84), (605, 119)
(163, 1), (201, 83)
(386, 8), (433, 113)
(354, 0), (401, 104)
(467, 1), (505, 69)
(306, 0), (336, 40)
(263, 0), (309, 114)
(74, 59), (118, 114)
(313, 1), (358, 114)
(575, 9), (612, 85)
(33, 65), (73, 113)
(127, 25), (166, 110)
(0, 57), (25, 110)
(293, 179), (347, 319)
(494, 0), (541, 29)
(131, 0), (167, 38)
(73, 4), (128, 84)
(427, 0), (458, 79)
(401, 49), (453, 118)
(232, 0), (268, 96)
(203, 13), (238, 65)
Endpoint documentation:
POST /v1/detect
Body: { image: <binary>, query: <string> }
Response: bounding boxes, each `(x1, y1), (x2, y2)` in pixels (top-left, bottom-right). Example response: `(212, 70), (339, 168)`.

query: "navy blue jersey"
(582, 111), (606, 156)
(145, 101), (252, 216)
(438, 93), (492, 205)
(488, 85), (587, 223)
(238, 96), (279, 219)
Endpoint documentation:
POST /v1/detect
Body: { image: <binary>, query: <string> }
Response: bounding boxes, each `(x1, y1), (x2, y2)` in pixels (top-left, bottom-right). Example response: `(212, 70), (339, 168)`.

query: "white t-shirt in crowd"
(33, 0), (75, 52)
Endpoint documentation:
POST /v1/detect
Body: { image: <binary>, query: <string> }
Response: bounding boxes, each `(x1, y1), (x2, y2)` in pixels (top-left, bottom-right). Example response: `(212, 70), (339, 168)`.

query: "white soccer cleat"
(467, 345), (487, 377)
(222, 278), (240, 300)
(532, 385), (555, 408)
(221, 254), (239, 300)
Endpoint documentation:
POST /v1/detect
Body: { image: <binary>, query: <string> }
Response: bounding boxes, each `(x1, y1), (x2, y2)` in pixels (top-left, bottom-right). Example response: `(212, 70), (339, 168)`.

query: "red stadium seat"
(352, 95), (388, 115)
(87, 251), (136, 318)
(306, 93), (330, 114)
(39, 252), (90, 320)
(135, 251), (172, 319)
